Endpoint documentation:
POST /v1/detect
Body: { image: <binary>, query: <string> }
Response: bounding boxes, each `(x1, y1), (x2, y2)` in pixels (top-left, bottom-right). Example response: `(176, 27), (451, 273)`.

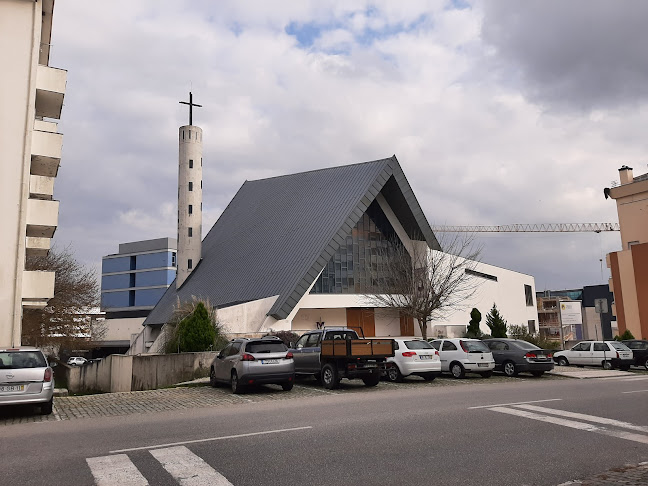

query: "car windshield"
(0, 351), (46, 369)
(514, 341), (540, 350)
(404, 340), (433, 350)
(246, 342), (287, 353)
(610, 342), (631, 351)
(462, 340), (490, 353)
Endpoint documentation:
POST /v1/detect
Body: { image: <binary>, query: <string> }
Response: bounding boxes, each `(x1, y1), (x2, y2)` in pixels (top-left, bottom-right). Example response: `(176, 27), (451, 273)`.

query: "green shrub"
(486, 303), (507, 338)
(165, 298), (228, 353)
(614, 329), (635, 341)
(465, 308), (483, 338)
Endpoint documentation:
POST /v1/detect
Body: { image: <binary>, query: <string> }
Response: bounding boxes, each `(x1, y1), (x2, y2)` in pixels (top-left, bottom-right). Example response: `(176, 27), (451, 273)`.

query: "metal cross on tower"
(179, 91), (202, 126)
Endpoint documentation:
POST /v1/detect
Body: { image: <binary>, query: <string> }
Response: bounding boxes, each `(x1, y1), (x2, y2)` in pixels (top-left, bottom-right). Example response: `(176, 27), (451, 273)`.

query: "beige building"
(606, 165), (648, 339)
(0, 0), (66, 346)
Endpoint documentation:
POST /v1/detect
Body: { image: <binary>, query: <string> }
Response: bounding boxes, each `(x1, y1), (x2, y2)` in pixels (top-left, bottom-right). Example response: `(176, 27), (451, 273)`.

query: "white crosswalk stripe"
(150, 446), (234, 486)
(87, 454), (149, 485)
(487, 405), (648, 445)
(88, 446), (233, 486)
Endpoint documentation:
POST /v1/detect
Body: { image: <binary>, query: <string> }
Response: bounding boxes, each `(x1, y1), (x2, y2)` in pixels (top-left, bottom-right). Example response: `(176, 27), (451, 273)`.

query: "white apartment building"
(0, 0), (66, 346)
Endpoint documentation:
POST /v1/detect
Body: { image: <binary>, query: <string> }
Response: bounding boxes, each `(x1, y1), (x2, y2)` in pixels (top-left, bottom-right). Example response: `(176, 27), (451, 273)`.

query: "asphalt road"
(2, 376), (648, 485)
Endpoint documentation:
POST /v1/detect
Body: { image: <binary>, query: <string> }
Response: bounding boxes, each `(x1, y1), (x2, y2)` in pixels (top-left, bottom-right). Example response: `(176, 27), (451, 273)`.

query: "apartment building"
(0, 0), (66, 346)
(606, 165), (648, 339)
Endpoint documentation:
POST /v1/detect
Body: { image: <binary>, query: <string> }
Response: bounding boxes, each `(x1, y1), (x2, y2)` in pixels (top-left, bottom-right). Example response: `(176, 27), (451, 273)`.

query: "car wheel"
(321, 363), (339, 390)
(281, 382), (293, 391)
(40, 399), (53, 416)
(644, 358), (648, 371)
(602, 360), (613, 370)
(557, 357), (569, 367)
(209, 367), (218, 387)
(479, 371), (493, 378)
(503, 361), (518, 377)
(362, 372), (381, 387)
(231, 371), (243, 394)
(531, 371), (544, 377)
(386, 365), (404, 383)
(450, 362), (465, 379)
(421, 372), (437, 381)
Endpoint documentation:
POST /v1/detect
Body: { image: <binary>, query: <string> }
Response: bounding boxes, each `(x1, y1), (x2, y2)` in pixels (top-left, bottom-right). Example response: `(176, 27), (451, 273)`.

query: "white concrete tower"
(177, 92), (203, 288)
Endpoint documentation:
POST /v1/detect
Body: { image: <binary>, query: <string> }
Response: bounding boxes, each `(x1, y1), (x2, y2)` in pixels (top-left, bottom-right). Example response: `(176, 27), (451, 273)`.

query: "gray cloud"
(481, 0), (648, 112)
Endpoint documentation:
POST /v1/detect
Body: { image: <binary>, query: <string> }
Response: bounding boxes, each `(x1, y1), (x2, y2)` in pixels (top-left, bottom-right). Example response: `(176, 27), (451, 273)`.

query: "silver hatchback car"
(0, 347), (54, 415)
(209, 337), (295, 394)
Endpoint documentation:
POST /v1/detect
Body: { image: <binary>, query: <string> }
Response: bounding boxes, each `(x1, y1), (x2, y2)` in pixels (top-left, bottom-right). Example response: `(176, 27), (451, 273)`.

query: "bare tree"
(22, 245), (102, 356)
(366, 233), (482, 340)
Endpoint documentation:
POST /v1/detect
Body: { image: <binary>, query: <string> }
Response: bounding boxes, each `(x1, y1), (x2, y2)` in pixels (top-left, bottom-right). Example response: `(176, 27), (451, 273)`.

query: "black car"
(483, 338), (554, 377)
(622, 340), (648, 370)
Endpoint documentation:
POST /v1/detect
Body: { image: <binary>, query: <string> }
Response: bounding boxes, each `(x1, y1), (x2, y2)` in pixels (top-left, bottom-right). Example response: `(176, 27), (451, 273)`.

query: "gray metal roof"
(144, 155), (439, 326)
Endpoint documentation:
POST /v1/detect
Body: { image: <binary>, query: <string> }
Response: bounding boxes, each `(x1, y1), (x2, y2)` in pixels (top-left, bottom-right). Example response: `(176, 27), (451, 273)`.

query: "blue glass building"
(101, 238), (177, 319)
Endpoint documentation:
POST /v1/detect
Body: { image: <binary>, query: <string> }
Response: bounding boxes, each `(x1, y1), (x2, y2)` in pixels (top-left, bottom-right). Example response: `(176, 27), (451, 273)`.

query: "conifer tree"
(486, 303), (507, 338)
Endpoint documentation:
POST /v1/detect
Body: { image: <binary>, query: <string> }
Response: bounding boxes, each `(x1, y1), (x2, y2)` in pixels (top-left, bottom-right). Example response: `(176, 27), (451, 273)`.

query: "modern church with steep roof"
(132, 155), (538, 354)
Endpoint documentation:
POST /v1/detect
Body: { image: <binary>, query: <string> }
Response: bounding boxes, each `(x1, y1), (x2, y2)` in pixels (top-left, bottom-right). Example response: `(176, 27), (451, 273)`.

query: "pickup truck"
(291, 328), (395, 389)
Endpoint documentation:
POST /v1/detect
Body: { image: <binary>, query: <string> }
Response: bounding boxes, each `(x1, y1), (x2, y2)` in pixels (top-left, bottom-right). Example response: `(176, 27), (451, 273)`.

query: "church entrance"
(346, 308), (376, 337)
(399, 312), (415, 336)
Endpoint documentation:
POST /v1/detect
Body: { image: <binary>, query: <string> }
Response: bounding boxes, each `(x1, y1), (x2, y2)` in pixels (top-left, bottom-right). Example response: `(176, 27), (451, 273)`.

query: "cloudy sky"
(49, 0), (647, 293)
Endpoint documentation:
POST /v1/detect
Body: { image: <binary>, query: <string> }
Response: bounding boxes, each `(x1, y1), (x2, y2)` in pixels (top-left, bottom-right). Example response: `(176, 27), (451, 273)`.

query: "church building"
(138, 155), (538, 352)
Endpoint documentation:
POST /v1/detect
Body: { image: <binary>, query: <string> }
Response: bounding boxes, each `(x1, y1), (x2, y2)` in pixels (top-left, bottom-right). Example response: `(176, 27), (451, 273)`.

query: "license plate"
(0, 385), (24, 392)
(364, 363), (377, 368)
(419, 355), (432, 360)
(261, 359), (279, 364)
(478, 363), (489, 367)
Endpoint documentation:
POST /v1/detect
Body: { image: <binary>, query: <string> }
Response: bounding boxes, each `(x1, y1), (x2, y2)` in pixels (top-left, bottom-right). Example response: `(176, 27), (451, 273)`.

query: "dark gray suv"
(209, 336), (295, 394)
(483, 339), (554, 377)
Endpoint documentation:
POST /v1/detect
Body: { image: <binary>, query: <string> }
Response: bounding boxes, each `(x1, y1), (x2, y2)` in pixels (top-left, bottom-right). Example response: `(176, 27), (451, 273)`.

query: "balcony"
(22, 271), (55, 309)
(29, 175), (55, 200)
(26, 199), (59, 238)
(35, 65), (66, 119)
(26, 237), (51, 258)
(31, 130), (62, 177)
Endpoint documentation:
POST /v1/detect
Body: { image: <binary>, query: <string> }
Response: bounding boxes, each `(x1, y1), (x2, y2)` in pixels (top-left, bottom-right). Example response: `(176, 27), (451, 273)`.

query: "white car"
(67, 357), (88, 366)
(384, 338), (441, 382)
(554, 341), (634, 370)
(430, 338), (495, 378)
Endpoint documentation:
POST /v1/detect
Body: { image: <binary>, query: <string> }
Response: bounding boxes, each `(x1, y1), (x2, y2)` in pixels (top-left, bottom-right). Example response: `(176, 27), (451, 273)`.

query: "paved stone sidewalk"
(558, 462), (648, 485)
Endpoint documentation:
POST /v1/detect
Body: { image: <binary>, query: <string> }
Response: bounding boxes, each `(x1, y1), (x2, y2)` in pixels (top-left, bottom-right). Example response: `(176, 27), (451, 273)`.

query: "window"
(188, 205), (193, 215)
(465, 269), (498, 282)
(524, 285), (533, 306)
(218, 344), (232, 358)
(171, 252), (176, 267)
(404, 340), (434, 350)
(246, 342), (287, 353)
(0, 351), (46, 369)
(129, 290), (135, 306)
(295, 335), (309, 349)
(188, 227), (193, 237)
(228, 343), (241, 356)
(188, 259), (193, 269)
(488, 341), (507, 351)
(430, 340), (441, 350)
(306, 333), (321, 347)
(189, 159), (193, 168)
(528, 319), (536, 334)
(572, 342), (590, 351)
(129, 273), (135, 288)
(441, 341), (457, 351)
(188, 182), (193, 191)
(130, 255), (136, 270)
(462, 340), (490, 352)
(593, 342), (607, 352)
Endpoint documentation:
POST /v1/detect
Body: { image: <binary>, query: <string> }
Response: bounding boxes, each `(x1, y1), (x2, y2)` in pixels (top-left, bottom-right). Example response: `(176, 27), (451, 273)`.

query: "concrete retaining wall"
(65, 352), (217, 394)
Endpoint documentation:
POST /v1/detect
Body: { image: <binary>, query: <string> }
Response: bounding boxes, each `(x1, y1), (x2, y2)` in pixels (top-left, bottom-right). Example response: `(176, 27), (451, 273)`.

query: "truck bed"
(321, 339), (395, 359)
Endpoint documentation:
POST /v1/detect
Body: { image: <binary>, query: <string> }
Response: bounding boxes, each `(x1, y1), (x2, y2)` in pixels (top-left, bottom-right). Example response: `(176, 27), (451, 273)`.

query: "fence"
(61, 352), (217, 394)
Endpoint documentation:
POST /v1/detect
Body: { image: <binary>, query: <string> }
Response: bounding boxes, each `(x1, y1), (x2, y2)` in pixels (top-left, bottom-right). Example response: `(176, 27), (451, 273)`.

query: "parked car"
(483, 338), (554, 377)
(210, 336), (295, 394)
(622, 340), (648, 370)
(67, 357), (88, 366)
(0, 347), (54, 415)
(384, 338), (441, 382)
(429, 338), (495, 378)
(553, 341), (634, 370)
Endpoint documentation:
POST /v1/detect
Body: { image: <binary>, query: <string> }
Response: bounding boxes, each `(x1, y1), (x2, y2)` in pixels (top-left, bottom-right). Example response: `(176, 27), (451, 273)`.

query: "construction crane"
(430, 223), (620, 233)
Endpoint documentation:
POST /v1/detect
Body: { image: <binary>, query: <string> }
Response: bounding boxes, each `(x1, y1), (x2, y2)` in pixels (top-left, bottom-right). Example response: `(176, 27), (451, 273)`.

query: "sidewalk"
(548, 366), (634, 379)
(559, 462), (648, 485)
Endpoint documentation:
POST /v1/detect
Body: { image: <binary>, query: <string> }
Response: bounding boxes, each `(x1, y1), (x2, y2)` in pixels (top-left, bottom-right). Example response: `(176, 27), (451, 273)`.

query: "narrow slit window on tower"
(188, 181), (193, 191)
(188, 227), (193, 237)
(189, 159), (193, 168)
(200, 180), (202, 189)
(182, 131), (185, 140)
(201, 157), (203, 166)
(188, 259), (193, 269)
(171, 252), (176, 267)
(188, 204), (193, 215)
(188, 130), (191, 139)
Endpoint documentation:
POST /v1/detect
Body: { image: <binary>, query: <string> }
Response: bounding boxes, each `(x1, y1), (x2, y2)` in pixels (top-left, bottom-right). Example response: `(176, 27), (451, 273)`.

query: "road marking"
(150, 445), (233, 486)
(620, 376), (648, 382)
(467, 398), (562, 409)
(87, 454), (149, 485)
(514, 404), (648, 433)
(623, 389), (648, 394)
(489, 407), (648, 445)
(110, 426), (313, 453)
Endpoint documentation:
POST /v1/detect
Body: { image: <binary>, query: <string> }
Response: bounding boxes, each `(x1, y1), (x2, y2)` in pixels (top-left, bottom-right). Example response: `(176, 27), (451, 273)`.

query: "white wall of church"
(216, 295), (279, 336)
